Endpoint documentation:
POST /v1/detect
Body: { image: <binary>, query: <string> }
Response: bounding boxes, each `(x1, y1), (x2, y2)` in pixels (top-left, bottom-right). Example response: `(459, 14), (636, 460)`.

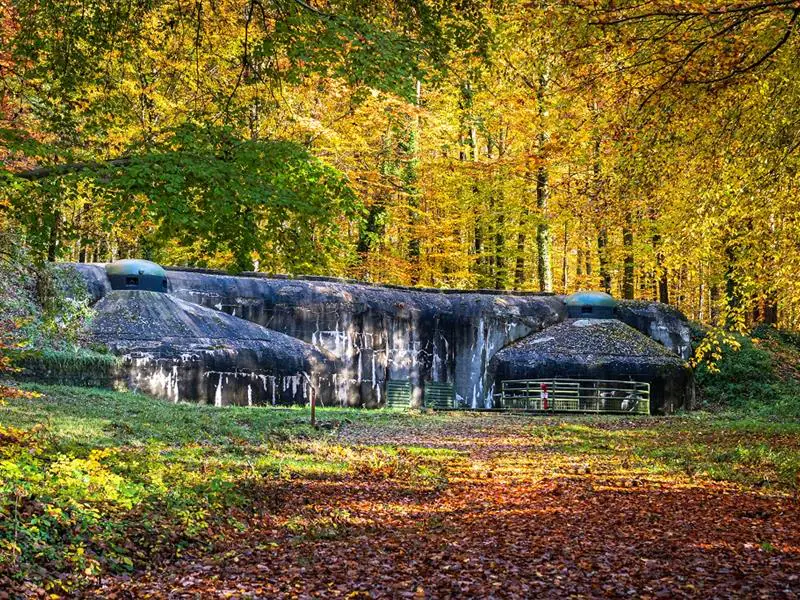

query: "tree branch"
(10, 158), (133, 181)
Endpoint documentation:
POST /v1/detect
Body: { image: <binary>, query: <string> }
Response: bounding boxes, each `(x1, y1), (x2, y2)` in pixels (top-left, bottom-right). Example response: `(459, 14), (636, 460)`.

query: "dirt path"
(90, 417), (800, 599)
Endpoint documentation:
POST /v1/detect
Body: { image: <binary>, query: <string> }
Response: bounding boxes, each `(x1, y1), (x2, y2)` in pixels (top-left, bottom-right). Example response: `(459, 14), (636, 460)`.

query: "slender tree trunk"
(658, 268), (669, 304)
(514, 230), (526, 287)
(561, 221), (568, 292)
(597, 228), (610, 293)
(622, 215), (635, 299)
(710, 284), (721, 325)
(407, 79), (422, 283)
(536, 167), (552, 292)
(494, 129), (507, 290)
(764, 291), (779, 325)
(535, 72), (553, 292)
(651, 214), (668, 303)
(589, 116), (608, 293)
(584, 245), (592, 277)
(724, 244), (742, 328)
(494, 213), (505, 290)
(514, 144), (530, 288)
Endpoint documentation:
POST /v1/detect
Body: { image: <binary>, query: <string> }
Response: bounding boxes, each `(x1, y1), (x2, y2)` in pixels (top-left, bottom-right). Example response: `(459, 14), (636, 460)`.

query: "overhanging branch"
(11, 157), (133, 181)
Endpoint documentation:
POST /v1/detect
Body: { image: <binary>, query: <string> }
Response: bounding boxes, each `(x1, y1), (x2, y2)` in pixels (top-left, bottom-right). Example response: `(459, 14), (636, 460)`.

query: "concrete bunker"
(490, 292), (694, 414)
(90, 289), (336, 406)
(71, 263), (694, 413)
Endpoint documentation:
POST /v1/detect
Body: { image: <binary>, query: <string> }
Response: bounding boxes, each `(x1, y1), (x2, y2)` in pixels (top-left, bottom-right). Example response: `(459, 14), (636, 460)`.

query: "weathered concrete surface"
(490, 319), (694, 414)
(90, 291), (334, 406)
(617, 300), (692, 360)
(66, 263), (694, 411)
(164, 271), (566, 407)
(63, 263), (111, 304)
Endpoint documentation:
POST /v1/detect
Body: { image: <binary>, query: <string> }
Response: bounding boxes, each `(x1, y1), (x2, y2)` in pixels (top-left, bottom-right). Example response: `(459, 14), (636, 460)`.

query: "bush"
(0, 230), (101, 400)
(0, 231), (94, 352)
(15, 348), (120, 388)
(693, 324), (800, 419)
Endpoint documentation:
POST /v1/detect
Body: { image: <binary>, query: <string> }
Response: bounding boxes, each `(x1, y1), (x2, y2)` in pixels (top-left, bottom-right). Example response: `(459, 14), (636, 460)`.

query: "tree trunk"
(584, 245), (592, 277)
(651, 221), (668, 303)
(622, 216), (635, 299)
(710, 284), (721, 325)
(561, 221), (568, 292)
(494, 129), (507, 290)
(597, 227), (610, 294)
(589, 110), (606, 293)
(724, 244), (742, 328)
(494, 213), (505, 290)
(514, 230), (526, 288)
(658, 269), (669, 304)
(535, 72), (553, 293)
(764, 291), (779, 325)
(407, 79), (422, 283)
(536, 165), (552, 292)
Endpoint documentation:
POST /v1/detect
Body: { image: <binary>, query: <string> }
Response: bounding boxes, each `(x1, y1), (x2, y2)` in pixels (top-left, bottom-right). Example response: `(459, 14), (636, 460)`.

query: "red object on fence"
(542, 383), (549, 410)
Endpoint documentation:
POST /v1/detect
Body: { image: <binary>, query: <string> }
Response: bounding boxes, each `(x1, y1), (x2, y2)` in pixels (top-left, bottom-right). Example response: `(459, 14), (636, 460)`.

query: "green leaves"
(94, 124), (360, 272)
(257, 8), (425, 103)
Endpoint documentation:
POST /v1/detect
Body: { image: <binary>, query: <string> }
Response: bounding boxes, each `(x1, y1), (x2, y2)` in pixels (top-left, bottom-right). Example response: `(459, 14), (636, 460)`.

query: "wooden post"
(310, 386), (316, 428)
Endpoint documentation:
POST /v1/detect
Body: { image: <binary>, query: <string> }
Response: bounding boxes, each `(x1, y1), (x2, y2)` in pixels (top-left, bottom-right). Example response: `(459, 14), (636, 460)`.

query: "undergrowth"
(693, 324), (800, 420)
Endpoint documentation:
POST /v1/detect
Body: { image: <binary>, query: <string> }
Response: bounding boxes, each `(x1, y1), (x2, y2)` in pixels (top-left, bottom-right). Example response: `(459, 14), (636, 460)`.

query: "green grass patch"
(524, 413), (800, 489)
(0, 383), (416, 594)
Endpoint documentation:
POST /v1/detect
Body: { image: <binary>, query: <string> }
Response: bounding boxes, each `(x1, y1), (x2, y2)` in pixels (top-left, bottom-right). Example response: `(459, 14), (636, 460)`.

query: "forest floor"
(2, 386), (800, 598)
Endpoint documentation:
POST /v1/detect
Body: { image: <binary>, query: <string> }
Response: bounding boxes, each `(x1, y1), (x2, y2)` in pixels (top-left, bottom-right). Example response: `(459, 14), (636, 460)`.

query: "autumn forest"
(2, 0), (799, 329)
(5, 2), (800, 597)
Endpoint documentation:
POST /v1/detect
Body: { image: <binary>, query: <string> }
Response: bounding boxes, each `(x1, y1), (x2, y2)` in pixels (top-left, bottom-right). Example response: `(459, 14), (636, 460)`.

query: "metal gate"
(497, 379), (650, 414)
(424, 382), (454, 409)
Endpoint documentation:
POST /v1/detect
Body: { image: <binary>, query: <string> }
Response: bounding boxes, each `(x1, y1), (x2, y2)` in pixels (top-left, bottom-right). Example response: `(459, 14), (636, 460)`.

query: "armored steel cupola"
(564, 291), (617, 319)
(105, 259), (168, 292)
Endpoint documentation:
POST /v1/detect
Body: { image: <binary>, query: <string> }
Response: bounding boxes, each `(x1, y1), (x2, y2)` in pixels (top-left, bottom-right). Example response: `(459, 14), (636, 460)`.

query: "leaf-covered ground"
(2, 386), (799, 598)
(92, 416), (799, 599)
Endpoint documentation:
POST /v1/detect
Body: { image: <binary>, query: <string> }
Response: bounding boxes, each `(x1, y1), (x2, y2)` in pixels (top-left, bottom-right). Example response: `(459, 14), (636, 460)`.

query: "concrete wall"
(163, 271), (566, 407)
(69, 264), (693, 409)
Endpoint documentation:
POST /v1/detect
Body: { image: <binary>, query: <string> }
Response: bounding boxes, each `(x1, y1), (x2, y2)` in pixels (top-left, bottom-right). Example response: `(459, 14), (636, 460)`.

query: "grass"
(1, 383), (420, 446)
(2, 382), (800, 595)
(523, 415), (800, 490)
(0, 384), (448, 595)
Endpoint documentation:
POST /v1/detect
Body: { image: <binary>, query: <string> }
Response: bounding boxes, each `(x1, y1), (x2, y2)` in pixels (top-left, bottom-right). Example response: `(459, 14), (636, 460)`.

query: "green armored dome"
(564, 291), (617, 319)
(106, 259), (168, 292)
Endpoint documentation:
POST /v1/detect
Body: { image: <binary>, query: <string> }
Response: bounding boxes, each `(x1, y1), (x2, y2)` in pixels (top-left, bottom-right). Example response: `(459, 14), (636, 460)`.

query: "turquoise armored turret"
(564, 291), (617, 319)
(105, 259), (168, 292)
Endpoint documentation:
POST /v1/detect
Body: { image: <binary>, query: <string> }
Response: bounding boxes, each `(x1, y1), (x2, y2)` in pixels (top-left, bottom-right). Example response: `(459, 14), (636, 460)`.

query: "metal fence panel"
(498, 379), (650, 415)
(385, 380), (413, 409)
(424, 382), (454, 409)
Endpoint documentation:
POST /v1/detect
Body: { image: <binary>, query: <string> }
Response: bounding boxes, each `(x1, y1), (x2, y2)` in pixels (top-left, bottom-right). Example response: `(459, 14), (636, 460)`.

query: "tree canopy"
(2, 0), (800, 328)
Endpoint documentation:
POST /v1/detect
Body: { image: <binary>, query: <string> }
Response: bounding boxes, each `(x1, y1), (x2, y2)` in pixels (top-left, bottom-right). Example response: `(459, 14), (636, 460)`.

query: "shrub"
(693, 324), (800, 420)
